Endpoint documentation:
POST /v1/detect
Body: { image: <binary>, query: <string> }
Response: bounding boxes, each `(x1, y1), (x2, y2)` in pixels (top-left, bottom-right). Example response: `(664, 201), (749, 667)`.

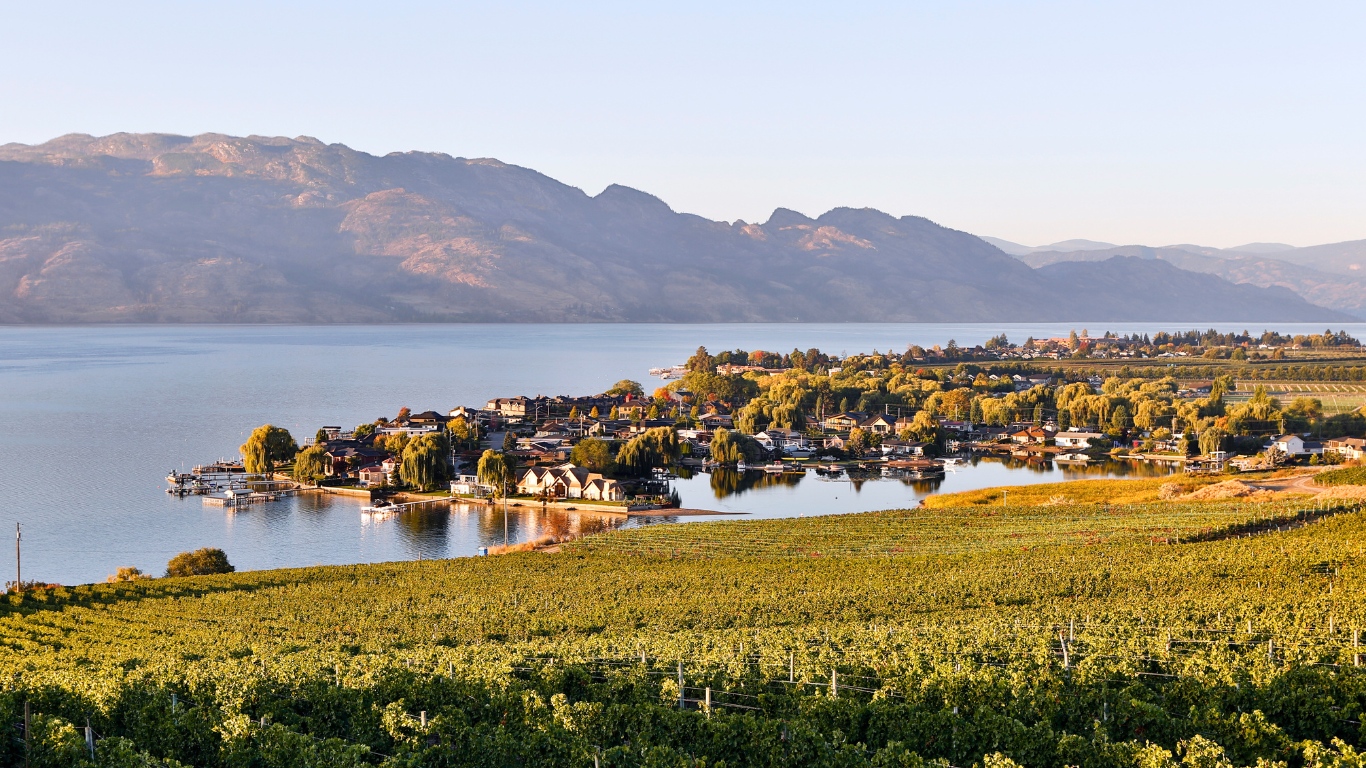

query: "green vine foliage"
(3, 501), (1366, 766)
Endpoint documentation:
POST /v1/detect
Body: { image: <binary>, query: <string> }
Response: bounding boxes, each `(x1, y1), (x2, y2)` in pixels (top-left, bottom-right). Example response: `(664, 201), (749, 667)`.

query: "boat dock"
(362, 496), (452, 515)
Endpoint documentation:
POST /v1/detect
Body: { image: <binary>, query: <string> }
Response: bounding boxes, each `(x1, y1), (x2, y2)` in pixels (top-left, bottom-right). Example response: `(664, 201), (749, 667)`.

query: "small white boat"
(362, 500), (401, 515)
(736, 460), (749, 470)
(761, 462), (787, 473)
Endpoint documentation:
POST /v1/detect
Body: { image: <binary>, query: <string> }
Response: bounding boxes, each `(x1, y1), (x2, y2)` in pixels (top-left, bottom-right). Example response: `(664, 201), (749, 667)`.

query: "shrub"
(106, 566), (152, 583)
(166, 548), (235, 577)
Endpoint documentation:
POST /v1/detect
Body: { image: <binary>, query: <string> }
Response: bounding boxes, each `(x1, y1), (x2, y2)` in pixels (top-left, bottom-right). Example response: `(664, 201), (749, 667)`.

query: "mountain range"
(0, 132), (1353, 323)
(1011, 243), (1366, 319)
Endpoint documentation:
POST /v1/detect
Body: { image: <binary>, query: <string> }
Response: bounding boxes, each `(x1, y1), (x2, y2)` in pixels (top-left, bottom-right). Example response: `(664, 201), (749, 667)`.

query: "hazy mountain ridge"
(1019, 246), (1366, 319)
(0, 132), (1350, 323)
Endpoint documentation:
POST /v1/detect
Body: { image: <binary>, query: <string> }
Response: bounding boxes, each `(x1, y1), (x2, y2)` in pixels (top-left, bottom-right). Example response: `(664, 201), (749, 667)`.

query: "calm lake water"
(4, 322), (1361, 585)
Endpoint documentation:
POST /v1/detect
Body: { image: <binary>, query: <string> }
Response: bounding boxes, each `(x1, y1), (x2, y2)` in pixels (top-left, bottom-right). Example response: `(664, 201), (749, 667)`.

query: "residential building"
(357, 465), (388, 487)
(859, 414), (897, 434)
(450, 474), (494, 497)
(1055, 431), (1105, 449)
(1325, 437), (1366, 460)
(1009, 426), (1057, 444)
(516, 463), (624, 501)
(822, 412), (869, 431)
(1267, 434), (1306, 456)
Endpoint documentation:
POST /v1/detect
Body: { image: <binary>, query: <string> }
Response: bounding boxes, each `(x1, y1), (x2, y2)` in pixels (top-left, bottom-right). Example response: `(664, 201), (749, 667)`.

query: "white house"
(1055, 431), (1105, 449)
(1268, 434), (1306, 456)
(450, 474), (494, 497)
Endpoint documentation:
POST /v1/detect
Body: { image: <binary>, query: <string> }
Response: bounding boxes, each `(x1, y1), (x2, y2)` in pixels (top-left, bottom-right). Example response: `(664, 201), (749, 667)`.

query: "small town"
(170, 330), (1366, 516)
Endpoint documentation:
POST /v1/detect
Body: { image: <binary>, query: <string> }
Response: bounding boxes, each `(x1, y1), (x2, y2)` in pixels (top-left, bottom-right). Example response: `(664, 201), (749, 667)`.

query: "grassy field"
(2, 494), (1365, 767)
(921, 475), (1225, 507)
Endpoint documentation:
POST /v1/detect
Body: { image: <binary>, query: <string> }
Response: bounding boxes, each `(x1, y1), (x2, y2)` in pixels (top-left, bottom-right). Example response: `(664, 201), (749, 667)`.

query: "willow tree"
(709, 428), (758, 465)
(292, 445), (330, 485)
(616, 427), (681, 476)
(400, 433), (452, 491)
(1199, 428), (1225, 456)
(241, 425), (298, 474)
(477, 450), (518, 497)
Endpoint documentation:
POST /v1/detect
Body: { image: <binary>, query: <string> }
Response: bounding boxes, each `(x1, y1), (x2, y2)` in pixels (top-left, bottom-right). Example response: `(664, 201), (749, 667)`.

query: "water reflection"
(666, 455), (1179, 520)
(708, 468), (804, 499)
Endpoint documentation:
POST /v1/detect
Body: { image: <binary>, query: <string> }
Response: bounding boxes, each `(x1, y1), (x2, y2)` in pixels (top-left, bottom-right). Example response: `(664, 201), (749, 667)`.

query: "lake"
(3, 321), (1358, 585)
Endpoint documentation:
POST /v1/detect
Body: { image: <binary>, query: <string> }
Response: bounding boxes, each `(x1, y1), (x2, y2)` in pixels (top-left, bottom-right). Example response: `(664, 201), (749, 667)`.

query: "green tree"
(477, 450), (518, 496)
(354, 422), (376, 440)
(686, 346), (715, 373)
(1110, 404), (1130, 431)
(502, 431), (516, 451)
(607, 379), (645, 397)
(609, 406), (619, 420)
(400, 433), (452, 491)
(648, 404), (660, 419)
(568, 406), (579, 419)
(315, 428), (330, 445)
(709, 427), (759, 464)
(292, 445), (330, 484)
(240, 425), (298, 474)
(1199, 428), (1225, 456)
(166, 547), (234, 577)
(616, 427), (682, 476)
(571, 438), (614, 473)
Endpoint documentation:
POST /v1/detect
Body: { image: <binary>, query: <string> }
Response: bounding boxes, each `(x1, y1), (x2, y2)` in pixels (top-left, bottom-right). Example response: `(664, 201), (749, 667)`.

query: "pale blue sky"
(3, 1), (1363, 248)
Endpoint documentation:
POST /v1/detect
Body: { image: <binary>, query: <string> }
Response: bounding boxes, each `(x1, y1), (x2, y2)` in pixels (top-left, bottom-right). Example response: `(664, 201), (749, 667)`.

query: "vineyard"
(562, 499), (1342, 558)
(1316, 467), (1366, 487)
(3, 497), (1366, 767)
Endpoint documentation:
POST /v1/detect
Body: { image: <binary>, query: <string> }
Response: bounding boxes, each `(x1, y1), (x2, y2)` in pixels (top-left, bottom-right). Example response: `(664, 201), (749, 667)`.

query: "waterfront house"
(1010, 426), (1057, 445)
(357, 464), (388, 487)
(880, 439), (929, 456)
(516, 463), (624, 501)
(1055, 431), (1105, 449)
(450, 474), (494, 497)
(754, 428), (808, 451)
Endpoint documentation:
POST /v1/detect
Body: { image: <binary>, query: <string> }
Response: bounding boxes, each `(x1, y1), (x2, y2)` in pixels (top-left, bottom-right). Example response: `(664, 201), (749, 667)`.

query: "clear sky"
(3, 1), (1363, 248)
